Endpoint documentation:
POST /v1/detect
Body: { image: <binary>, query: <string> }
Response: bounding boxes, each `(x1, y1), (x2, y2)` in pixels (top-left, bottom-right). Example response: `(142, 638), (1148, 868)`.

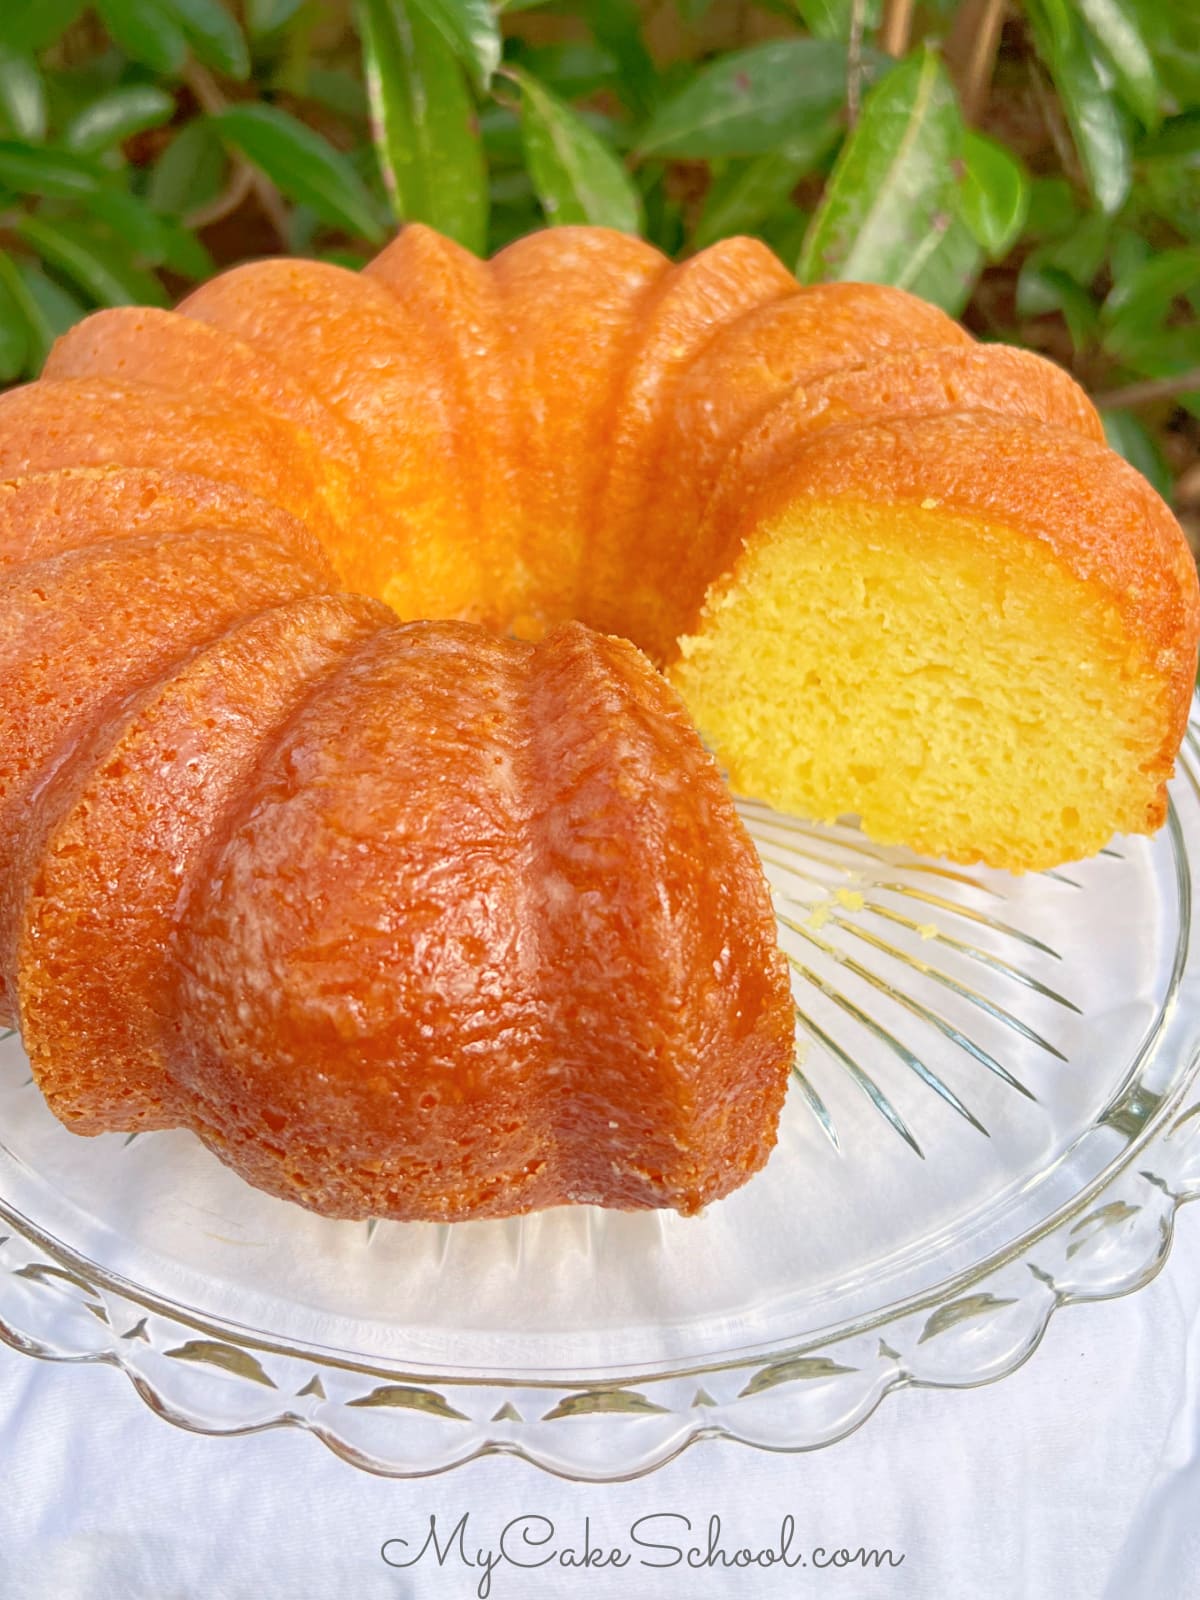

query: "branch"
(182, 61), (290, 246)
(847, 0), (867, 126)
(880, 0), (915, 59)
(184, 162), (255, 231)
(1029, 59), (1082, 187)
(1091, 370), (1200, 410)
(946, 0), (1008, 121)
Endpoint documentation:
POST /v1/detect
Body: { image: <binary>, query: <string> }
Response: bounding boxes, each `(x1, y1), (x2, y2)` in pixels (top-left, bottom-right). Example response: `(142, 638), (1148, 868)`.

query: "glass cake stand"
(2, 711), (1200, 1482)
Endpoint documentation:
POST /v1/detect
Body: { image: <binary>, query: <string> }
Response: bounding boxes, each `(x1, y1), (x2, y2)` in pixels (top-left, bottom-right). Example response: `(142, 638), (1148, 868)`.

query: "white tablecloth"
(2, 1203), (1198, 1600)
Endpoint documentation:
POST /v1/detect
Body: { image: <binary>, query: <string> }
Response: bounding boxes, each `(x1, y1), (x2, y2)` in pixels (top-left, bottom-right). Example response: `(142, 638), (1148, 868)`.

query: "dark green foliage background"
(0, 0), (1196, 510)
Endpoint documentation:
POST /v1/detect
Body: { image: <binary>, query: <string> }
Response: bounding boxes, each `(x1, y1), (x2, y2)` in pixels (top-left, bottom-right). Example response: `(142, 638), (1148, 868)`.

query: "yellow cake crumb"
(671, 500), (1166, 872)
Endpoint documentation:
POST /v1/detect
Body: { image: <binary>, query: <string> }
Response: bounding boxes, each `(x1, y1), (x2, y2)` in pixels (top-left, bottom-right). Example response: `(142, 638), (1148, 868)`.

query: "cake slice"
(672, 412), (1200, 872)
(626, 281), (973, 663)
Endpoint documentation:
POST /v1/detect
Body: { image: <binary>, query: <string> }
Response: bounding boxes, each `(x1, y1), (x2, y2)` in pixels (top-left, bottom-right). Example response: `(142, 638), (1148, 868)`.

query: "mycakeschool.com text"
(380, 1512), (906, 1596)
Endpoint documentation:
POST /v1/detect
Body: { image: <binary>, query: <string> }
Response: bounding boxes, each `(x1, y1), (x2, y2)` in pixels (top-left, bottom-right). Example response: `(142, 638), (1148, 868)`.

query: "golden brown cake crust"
(0, 377), (344, 553)
(178, 256), (481, 610)
(0, 530), (330, 1024)
(16, 594), (392, 1135)
(171, 621), (793, 1221)
(0, 466), (326, 573)
(707, 342), (1105, 536)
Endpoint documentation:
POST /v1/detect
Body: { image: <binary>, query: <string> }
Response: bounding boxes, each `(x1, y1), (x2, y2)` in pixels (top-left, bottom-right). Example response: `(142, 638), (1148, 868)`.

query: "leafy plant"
(0, 0), (1197, 516)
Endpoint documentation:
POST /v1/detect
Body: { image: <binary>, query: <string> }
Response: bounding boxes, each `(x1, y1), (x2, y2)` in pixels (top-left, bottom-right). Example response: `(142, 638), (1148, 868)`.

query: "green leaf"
(64, 86), (176, 154)
(284, 202), (320, 256)
(1136, 112), (1200, 164)
(147, 118), (228, 215)
(318, 247), (372, 270)
(0, 264), (31, 383)
(212, 103), (386, 244)
(899, 210), (982, 316)
(1026, 0), (1131, 215)
(958, 130), (1028, 259)
(1016, 261), (1100, 349)
(245, 0), (305, 34)
(580, 0), (658, 117)
(0, 141), (105, 198)
(1023, 175), (1079, 239)
(1140, 162), (1200, 244)
(510, 42), (617, 100)
(637, 163), (683, 255)
(1104, 249), (1200, 321)
(488, 204), (542, 251)
(2, 0), (85, 54)
(511, 66), (642, 233)
(0, 48), (46, 143)
(0, 252), (86, 371)
(95, 0), (189, 75)
(1040, 210), (1111, 285)
(165, 225), (217, 281)
(691, 127), (837, 251)
(573, 107), (634, 152)
(410, 0), (500, 93)
(636, 39), (854, 159)
(799, 45), (962, 287)
(795, 0), (883, 39)
(1102, 248), (1200, 360)
(760, 205), (811, 266)
(77, 188), (175, 261)
(16, 215), (169, 307)
(1104, 328), (1200, 420)
(1108, 227), (1151, 287)
(1101, 410), (1171, 498)
(1075, 0), (1160, 129)
(302, 68), (370, 122)
(153, 219), (216, 279)
(488, 169), (534, 207)
(162, 0), (251, 80)
(358, 0), (488, 253)
(480, 104), (522, 166)
(74, 188), (212, 278)
(1127, 0), (1200, 107)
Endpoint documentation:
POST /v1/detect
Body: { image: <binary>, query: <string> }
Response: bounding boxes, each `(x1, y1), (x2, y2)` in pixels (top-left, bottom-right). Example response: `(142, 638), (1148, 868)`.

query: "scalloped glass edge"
(1, 717), (1200, 1482)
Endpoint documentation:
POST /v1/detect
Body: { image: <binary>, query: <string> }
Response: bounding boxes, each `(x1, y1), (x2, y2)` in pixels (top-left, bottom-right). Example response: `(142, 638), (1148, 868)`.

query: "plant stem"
(182, 61), (291, 245)
(1093, 370), (1200, 409)
(847, 0), (866, 126)
(946, 0), (1007, 121)
(880, 0), (915, 59)
(1029, 59), (1082, 188)
(185, 163), (256, 232)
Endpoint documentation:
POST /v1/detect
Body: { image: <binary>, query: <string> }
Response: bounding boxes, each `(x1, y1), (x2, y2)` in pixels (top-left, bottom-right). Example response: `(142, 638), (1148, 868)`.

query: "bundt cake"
(0, 221), (1196, 1221)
